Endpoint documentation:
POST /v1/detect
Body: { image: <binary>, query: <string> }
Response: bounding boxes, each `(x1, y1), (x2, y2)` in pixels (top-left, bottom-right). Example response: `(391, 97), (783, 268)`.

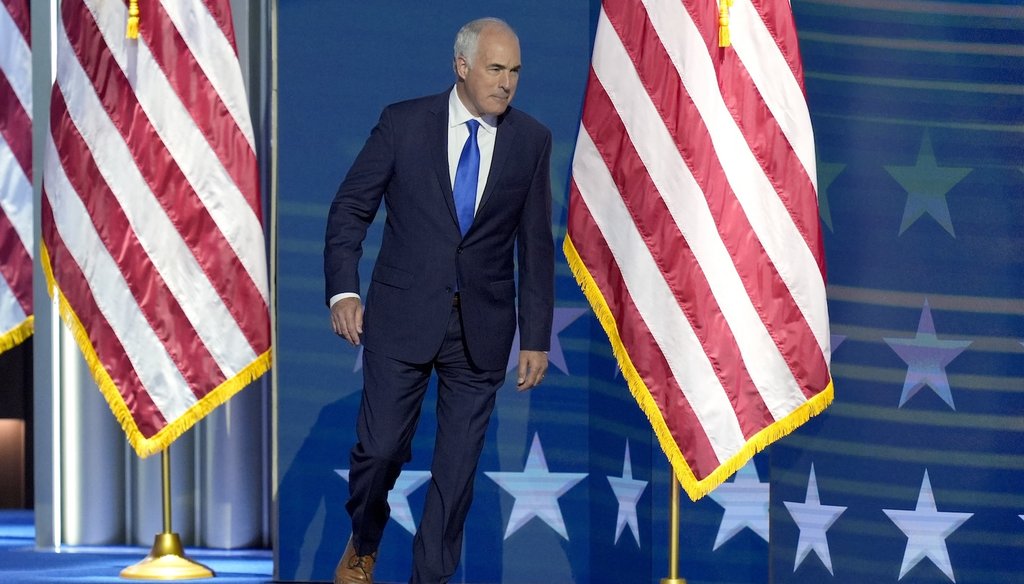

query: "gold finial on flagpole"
(120, 446), (214, 580)
(126, 0), (140, 39)
(718, 0), (734, 48)
(660, 474), (688, 584)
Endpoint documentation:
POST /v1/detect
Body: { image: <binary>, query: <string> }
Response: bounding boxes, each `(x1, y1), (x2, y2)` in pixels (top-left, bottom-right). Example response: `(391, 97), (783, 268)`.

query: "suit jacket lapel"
(478, 111), (518, 215)
(428, 94), (461, 230)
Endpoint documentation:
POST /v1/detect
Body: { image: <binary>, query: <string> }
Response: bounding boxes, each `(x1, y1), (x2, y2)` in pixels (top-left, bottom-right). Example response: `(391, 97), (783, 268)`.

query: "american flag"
(42, 0), (271, 457)
(565, 0), (833, 500)
(0, 0), (33, 355)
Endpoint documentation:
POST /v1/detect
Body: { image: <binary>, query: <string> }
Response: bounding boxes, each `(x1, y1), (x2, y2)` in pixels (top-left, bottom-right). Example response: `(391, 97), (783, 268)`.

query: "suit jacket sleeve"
(323, 108), (395, 304)
(516, 127), (555, 352)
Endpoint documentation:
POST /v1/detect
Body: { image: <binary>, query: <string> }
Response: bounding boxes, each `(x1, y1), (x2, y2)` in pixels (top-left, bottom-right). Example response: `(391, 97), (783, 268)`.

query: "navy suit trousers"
(346, 304), (506, 584)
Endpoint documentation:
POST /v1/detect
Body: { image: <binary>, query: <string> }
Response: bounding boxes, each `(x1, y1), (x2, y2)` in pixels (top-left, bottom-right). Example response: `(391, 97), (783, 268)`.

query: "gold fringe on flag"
(40, 243), (272, 458)
(0, 316), (34, 354)
(564, 234), (833, 501)
(126, 0), (140, 39)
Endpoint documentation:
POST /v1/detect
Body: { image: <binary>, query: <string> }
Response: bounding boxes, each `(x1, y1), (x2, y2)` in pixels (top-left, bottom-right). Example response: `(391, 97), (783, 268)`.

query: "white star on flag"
(485, 433), (587, 540)
(606, 440), (647, 547)
(783, 464), (846, 574)
(335, 469), (431, 535)
(883, 470), (973, 582)
(707, 461), (769, 550)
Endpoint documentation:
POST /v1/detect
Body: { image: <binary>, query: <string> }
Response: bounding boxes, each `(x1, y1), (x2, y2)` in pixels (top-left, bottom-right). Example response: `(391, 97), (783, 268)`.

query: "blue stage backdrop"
(275, 2), (1023, 583)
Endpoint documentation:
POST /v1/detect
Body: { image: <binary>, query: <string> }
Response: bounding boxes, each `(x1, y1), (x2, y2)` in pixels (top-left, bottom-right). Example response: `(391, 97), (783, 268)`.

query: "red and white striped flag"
(42, 0), (270, 457)
(0, 0), (34, 354)
(566, 0), (833, 500)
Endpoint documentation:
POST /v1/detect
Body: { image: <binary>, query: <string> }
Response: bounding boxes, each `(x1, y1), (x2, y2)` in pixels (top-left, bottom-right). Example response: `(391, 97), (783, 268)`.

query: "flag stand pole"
(120, 447), (214, 580)
(660, 475), (687, 584)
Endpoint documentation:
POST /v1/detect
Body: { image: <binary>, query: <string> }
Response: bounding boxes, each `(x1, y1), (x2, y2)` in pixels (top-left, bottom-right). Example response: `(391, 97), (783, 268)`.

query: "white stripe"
(0, 132), (33, 254)
(44, 133), (195, 421)
(0, 3), (32, 117)
(643, 0), (831, 359)
(54, 23), (258, 376)
(84, 0), (269, 304)
(731, 0), (818, 190)
(0, 274), (27, 332)
(159, 0), (257, 150)
(573, 125), (744, 462)
(592, 11), (805, 419)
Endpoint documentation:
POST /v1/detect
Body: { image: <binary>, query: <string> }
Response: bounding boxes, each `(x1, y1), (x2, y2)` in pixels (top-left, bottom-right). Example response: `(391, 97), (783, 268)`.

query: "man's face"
(455, 26), (521, 118)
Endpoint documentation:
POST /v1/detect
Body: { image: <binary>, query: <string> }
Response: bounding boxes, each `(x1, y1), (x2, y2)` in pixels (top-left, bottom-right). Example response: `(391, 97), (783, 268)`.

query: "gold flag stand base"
(120, 533), (214, 580)
(660, 579), (687, 584)
(120, 449), (214, 580)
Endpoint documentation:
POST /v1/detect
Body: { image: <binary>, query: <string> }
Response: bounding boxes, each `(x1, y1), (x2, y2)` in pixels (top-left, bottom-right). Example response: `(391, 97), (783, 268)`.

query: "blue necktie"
(453, 119), (480, 237)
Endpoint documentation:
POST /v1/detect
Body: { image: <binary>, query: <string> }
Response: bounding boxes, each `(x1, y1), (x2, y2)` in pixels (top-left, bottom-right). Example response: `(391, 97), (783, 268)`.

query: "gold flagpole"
(660, 475), (687, 584)
(120, 446), (214, 579)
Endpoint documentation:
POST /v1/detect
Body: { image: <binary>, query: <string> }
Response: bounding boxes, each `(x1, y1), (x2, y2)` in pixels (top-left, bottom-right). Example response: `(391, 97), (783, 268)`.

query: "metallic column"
(59, 338), (126, 545)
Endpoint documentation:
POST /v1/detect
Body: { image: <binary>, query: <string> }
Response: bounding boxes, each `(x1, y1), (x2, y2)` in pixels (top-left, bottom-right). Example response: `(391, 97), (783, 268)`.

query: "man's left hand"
(516, 350), (548, 391)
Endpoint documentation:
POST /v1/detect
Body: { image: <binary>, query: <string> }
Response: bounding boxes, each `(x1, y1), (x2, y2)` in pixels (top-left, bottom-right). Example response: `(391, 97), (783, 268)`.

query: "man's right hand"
(330, 297), (364, 346)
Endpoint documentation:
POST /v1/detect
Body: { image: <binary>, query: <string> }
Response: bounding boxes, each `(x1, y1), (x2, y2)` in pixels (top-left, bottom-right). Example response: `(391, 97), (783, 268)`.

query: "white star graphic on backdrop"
(507, 307), (588, 374)
(485, 433), (587, 540)
(885, 130), (970, 237)
(606, 441), (647, 547)
(353, 346), (363, 372)
(883, 470), (973, 582)
(817, 161), (846, 231)
(831, 333), (846, 354)
(783, 465), (846, 575)
(335, 469), (431, 535)
(707, 461), (769, 550)
(884, 300), (971, 410)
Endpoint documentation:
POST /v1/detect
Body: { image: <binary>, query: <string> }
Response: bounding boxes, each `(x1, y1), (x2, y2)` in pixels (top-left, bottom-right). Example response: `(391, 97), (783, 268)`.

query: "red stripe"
(680, 0), (824, 275)
(63, 0), (270, 355)
(0, 71), (32, 180)
(2, 0), (30, 45)
(604, 1), (829, 398)
(750, 0), (807, 95)
(140, 0), (261, 219)
(567, 181), (722, 477)
(199, 0), (239, 55)
(41, 195), (168, 439)
(49, 90), (227, 397)
(0, 207), (31, 314)
(582, 77), (772, 439)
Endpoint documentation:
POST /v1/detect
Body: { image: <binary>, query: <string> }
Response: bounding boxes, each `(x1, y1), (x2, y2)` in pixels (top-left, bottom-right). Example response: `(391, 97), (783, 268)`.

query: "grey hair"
(453, 17), (516, 66)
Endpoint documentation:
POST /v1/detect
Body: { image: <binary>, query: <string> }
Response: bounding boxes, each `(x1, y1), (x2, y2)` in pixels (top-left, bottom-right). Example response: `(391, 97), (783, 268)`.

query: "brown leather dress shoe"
(334, 536), (377, 584)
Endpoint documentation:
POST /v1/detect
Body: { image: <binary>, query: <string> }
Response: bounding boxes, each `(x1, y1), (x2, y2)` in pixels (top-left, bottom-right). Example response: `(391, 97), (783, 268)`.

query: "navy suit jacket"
(324, 90), (554, 370)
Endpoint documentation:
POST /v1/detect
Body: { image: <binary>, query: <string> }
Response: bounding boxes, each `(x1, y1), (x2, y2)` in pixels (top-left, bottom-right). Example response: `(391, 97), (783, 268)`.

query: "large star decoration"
(884, 300), (971, 410)
(507, 307), (588, 374)
(485, 433), (587, 540)
(883, 470), (973, 582)
(817, 161), (846, 232)
(335, 469), (431, 535)
(707, 461), (769, 550)
(783, 464), (846, 575)
(606, 441), (647, 547)
(831, 333), (847, 356)
(885, 130), (970, 237)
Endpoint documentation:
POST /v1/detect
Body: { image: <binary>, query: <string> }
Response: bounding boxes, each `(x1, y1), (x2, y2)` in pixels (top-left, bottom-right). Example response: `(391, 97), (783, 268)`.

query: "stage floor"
(0, 510), (274, 583)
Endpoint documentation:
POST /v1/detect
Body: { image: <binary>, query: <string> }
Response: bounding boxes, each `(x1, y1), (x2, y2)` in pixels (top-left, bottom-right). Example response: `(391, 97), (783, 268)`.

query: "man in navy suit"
(324, 17), (554, 584)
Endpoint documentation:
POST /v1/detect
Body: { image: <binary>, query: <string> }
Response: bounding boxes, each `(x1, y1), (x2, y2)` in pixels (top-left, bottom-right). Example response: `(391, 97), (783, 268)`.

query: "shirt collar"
(448, 86), (497, 134)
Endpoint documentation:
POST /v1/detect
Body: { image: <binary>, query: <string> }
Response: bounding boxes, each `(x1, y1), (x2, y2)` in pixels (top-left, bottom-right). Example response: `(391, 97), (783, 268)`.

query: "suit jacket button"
(457, 247), (463, 254)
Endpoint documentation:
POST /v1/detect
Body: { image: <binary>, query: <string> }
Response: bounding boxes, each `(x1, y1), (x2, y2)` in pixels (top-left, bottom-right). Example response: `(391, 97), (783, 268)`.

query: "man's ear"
(454, 55), (469, 80)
